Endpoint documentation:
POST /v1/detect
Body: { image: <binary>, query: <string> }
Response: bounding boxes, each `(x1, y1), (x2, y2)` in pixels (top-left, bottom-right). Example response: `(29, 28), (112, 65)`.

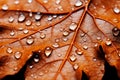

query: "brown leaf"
(0, 0), (120, 80)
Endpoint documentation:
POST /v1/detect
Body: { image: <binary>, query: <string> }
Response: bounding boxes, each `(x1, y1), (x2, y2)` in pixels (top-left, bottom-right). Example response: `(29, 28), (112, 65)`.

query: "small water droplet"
(35, 12), (41, 21)
(2, 4), (8, 10)
(80, 33), (85, 37)
(47, 15), (53, 21)
(14, 51), (22, 59)
(83, 45), (88, 50)
(76, 49), (83, 55)
(40, 33), (46, 39)
(105, 39), (112, 46)
(62, 37), (68, 42)
(36, 21), (41, 26)
(34, 58), (39, 63)
(53, 15), (57, 18)
(10, 31), (15, 36)
(44, 47), (53, 57)
(43, 0), (48, 3)
(58, 6), (63, 11)
(59, 15), (63, 19)
(55, 38), (60, 43)
(28, 0), (33, 3)
(69, 23), (77, 31)
(13, 67), (18, 71)
(113, 7), (120, 14)
(23, 29), (29, 34)
(29, 12), (33, 17)
(14, 0), (19, 4)
(70, 54), (76, 62)
(57, 53), (62, 57)
(8, 16), (14, 23)
(39, 72), (44, 76)
(6, 47), (13, 54)
(112, 27), (120, 37)
(18, 14), (26, 22)
(25, 20), (32, 26)
(93, 57), (97, 62)
(26, 36), (34, 45)
(55, 0), (61, 4)
(75, 0), (82, 7)
(52, 43), (59, 48)
(18, 27), (24, 31)
(73, 64), (79, 70)
(96, 36), (101, 41)
(63, 31), (69, 36)
(94, 43), (98, 47)
(29, 65), (33, 69)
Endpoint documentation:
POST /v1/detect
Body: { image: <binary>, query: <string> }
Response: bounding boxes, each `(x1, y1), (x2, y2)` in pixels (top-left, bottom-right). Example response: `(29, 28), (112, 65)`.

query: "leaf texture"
(0, 0), (120, 80)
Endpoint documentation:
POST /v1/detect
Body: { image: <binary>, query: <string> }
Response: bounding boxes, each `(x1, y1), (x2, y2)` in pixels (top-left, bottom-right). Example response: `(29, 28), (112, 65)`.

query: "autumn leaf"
(0, 0), (120, 80)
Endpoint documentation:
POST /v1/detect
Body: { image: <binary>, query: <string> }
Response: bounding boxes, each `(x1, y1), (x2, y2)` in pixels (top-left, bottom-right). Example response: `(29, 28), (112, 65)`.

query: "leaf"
(0, 0), (120, 80)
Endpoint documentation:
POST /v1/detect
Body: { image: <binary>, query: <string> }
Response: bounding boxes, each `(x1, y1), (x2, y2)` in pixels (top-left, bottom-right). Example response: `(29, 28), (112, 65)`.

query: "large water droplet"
(34, 12), (41, 21)
(10, 31), (15, 36)
(6, 47), (13, 54)
(112, 27), (120, 37)
(44, 47), (53, 57)
(69, 23), (77, 31)
(14, 51), (22, 59)
(70, 54), (76, 62)
(75, 0), (82, 7)
(26, 36), (34, 45)
(2, 4), (8, 10)
(73, 64), (79, 70)
(18, 14), (26, 22)
(8, 16), (14, 23)
(113, 7), (120, 14)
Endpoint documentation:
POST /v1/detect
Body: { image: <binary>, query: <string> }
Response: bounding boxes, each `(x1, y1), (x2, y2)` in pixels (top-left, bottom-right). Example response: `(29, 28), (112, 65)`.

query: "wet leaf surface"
(0, 0), (120, 80)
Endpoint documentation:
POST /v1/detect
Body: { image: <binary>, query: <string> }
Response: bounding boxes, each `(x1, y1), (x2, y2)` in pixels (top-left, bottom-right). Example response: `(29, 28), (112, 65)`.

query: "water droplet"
(53, 15), (57, 18)
(10, 31), (15, 36)
(18, 14), (26, 22)
(59, 15), (63, 19)
(14, 51), (22, 59)
(96, 36), (101, 41)
(83, 45), (88, 50)
(75, 0), (82, 7)
(47, 16), (53, 21)
(43, 0), (48, 3)
(14, 0), (19, 4)
(39, 72), (44, 76)
(6, 47), (13, 54)
(34, 57), (39, 63)
(118, 53), (120, 57)
(62, 37), (68, 42)
(113, 7), (120, 14)
(52, 43), (59, 48)
(44, 47), (53, 57)
(28, 0), (33, 3)
(70, 54), (76, 62)
(2, 4), (8, 10)
(23, 29), (29, 34)
(93, 57), (97, 62)
(58, 6), (63, 11)
(29, 65), (33, 69)
(55, 38), (60, 43)
(69, 23), (77, 31)
(112, 18), (119, 23)
(57, 53), (62, 57)
(73, 64), (79, 70)
(94, 43), (98, 47)
(76, 49), (83, 55)
(36, 21), (41, 26)
(8, 16), (14, 23)
(112, 27), (120, 37)
(26, 36), (34, 45)
(56, 0), (61, 4)
(25, 20), (32, 26)
(105, 39), (112, 46)
(80, 33), (85, 37)
(40, 33), (46, 39)
(63, 31), (69, 36)
(18, 27), (24, 31)
(34, 12), (41, 21)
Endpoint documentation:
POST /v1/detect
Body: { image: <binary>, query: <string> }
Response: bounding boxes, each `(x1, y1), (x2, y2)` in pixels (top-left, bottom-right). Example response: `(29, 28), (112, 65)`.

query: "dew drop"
(62, 37), (68, 42)
(40, 33), (46, 39)
(70, 54), (76, 62)
(96, 36), (101, 41)
(26, 36), (34, 45)
(18, 27), (24, 31)
(10, 31), (15, 36)
(113, 7), (120, 14)
(83, 45), (88, 50)
(69, 23), (77, 31)
(28, 0), (33, 3)
(63, 31), (69, 36)
(52, 43), (59, 48)
(25, 20), (32, 26)
(75, 0), (82, 7)
(43, 0), (48, 3)
(53, 15), (57, 18)
(14, 51), (22, 59)
(36, 21), (41, 26)
(33, 54), (40, 63)
(14, 0), (19, 4)
(29, 65), (33, 69)
(73, 64), (79, 70)
(39, 72), (44, 76)
(44, 47), (53, 57)
(76, 49), (83, 55)
(34, 12), (41, 21)
(2, 4), (8, 10)
(94, 43), (98, 47)
(6, 47), (13, 54)
(59, 15), (63, 19)
(105, 39), (112, 46)
(56, 0), (61, 4)
(8, 16), (14, 23)
(29, 12), (33, 17)
(80, 33), (85, 37)
(23, 29), (29, 34)
(57, 53), (62, 57)
(112, 27), (120, 37)
(55, 38), (60, 43)
(47, 15), (53, 21)
(18, 14), (26, 22)
(93, 57), (97, 62)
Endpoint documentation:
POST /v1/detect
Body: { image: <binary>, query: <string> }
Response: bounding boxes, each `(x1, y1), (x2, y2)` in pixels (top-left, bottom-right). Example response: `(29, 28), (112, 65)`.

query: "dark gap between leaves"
(81, 71), (88, 80)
